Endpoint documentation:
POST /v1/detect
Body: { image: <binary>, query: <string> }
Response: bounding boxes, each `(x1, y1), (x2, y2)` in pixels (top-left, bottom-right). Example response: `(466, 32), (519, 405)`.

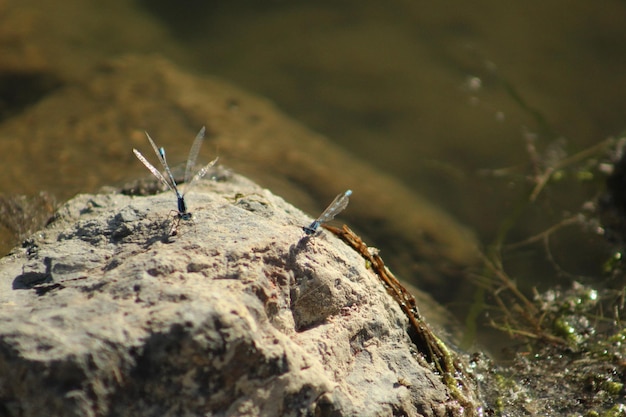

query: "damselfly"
(133, 126), (218, 221)
(303, 190), (352, 235)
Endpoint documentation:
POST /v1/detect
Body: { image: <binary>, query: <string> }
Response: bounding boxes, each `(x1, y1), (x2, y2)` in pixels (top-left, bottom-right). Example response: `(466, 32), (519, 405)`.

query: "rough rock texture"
(0, 171), (477, 417)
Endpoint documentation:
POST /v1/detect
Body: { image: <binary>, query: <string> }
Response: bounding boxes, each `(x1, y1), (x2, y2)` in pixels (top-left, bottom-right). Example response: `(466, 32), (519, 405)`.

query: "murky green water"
(1, 0), (625, 352)
(136, 0), (626, 249)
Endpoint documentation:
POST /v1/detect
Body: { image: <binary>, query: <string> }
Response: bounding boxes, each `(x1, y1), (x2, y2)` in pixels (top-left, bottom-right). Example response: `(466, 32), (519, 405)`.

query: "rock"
(0, 171), (478, 417)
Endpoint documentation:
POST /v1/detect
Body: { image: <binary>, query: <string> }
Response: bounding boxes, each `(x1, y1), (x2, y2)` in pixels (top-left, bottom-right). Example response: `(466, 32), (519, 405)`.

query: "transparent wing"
(184, 126), (206, 185)
(156, 146), (182, 195)
(187, 156), (219, 190)
(133, 149), (173, 191)
(144, 131), (180, 191)
(145, 132), (168, 171)
(316, 190), (352, 223)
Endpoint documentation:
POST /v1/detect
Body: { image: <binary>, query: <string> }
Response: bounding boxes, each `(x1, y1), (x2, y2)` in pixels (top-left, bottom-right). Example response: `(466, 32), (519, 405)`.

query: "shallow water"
(1, 0), (625, 351)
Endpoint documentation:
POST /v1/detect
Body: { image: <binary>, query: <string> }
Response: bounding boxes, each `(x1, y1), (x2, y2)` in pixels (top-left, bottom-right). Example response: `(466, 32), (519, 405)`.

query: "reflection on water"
(1, 0), (625, 350)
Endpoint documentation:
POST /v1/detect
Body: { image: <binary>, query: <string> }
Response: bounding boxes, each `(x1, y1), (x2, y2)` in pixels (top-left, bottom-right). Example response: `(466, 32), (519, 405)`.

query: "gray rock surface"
(0, 171), (476, 417)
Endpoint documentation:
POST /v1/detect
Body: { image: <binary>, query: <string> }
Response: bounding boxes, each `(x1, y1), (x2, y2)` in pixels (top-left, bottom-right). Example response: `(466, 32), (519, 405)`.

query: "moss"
(602, 403), (626, 417)
(601, 381), (624, 396)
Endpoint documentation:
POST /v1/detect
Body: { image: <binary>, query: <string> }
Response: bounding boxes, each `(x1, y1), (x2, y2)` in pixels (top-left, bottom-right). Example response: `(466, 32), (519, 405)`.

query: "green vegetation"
(468, 135), (626, 415)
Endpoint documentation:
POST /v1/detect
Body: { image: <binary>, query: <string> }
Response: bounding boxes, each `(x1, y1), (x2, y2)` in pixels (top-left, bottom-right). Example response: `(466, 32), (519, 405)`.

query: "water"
(3, 1), (623, 217)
